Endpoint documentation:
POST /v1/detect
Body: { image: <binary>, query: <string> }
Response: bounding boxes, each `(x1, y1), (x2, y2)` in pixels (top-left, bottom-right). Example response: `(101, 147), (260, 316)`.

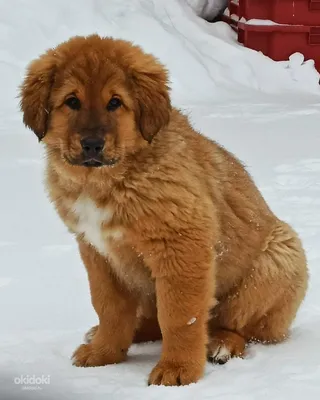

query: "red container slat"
(238, 23), (320, 72)
(227, 0), (320, 26)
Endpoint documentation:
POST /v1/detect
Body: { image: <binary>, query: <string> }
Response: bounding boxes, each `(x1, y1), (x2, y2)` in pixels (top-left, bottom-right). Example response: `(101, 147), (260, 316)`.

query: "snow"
(185, 0), (227, 20)
(187, 317), (197, 325)
(245, 19), (290, 26)
(0, 0), (320, 398)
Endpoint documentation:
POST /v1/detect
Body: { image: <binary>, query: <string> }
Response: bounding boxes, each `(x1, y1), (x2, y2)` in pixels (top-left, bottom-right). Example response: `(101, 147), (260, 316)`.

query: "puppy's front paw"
(148, 360), (204, 386)
(72, 343), (126, 367)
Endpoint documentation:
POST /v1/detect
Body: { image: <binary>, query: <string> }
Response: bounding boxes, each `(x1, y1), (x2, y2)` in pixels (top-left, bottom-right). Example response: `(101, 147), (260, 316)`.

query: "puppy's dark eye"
(65, 96), (81, 110)
(107, 97), (122, 112)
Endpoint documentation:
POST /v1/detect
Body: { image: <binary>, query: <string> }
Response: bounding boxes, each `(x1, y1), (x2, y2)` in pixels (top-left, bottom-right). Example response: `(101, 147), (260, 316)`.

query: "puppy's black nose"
(81, 137), (105, 157)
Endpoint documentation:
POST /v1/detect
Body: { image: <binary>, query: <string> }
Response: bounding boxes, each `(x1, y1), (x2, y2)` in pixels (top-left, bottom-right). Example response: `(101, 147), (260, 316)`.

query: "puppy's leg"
(84, 315), (161, 345)
(85, 318), (162, 344)
(133, 317), (162, 343)
(72, 240), (138, 367)
(245, 224), (308, 344)
(245, 297), (304, 344)
(210, 222), (308, 355)
(147, 244), (214, 386)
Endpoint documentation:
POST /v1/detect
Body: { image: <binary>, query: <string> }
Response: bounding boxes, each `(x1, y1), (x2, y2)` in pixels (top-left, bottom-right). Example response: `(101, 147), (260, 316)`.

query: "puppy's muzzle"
(80, 137), (104, 167)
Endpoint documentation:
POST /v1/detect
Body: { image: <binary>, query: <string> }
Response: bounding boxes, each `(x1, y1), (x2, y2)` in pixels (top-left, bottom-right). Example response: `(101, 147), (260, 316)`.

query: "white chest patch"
(72, 197), (117, 256)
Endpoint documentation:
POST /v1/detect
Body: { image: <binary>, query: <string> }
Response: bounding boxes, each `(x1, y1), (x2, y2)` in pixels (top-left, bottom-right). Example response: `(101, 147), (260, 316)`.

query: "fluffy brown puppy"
(20, 35), (308, 386)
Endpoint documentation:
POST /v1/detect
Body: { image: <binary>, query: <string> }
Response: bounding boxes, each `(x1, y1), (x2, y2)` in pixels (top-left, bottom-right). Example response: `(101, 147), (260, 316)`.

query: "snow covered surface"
(186, 0), (227, 20)
(245, 18), (291, 26)
(1, 0), (320, 399)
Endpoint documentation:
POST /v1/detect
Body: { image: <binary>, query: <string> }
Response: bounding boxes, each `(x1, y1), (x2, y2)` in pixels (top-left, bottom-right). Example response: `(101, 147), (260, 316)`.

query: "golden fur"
(20, 35), (308, 386)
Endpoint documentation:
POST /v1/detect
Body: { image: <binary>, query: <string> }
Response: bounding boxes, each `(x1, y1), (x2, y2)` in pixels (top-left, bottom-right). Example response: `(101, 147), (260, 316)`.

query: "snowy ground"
(1, 0), (320, 399)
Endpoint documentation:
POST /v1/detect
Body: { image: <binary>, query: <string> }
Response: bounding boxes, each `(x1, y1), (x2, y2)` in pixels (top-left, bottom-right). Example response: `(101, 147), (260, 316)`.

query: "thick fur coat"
(20, 35), (308, 386)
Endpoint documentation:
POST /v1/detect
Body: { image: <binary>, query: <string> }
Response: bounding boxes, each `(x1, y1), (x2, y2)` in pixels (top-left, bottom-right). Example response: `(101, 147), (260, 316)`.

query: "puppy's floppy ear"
(131, 56), (171, 143)
(19, 51), (56, 141)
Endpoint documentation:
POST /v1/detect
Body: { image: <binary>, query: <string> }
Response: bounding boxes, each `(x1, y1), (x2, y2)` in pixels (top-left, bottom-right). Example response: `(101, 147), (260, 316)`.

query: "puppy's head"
(20, 35), (171, 168)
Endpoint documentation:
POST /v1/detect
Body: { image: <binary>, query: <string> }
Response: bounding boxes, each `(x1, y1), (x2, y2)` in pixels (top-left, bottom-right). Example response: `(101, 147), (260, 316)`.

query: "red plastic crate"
(238, 23), (320, 71)
(227, 0), (320, 26)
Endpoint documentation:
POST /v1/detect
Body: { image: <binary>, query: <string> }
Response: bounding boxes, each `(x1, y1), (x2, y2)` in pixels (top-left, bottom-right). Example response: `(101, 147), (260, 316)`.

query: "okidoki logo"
(14, 374), (51, 390)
